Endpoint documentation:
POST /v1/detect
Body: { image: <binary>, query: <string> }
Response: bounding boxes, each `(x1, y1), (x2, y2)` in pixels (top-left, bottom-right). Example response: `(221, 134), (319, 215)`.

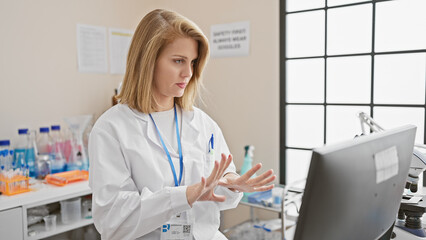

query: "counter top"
(0, 180), (91, 210)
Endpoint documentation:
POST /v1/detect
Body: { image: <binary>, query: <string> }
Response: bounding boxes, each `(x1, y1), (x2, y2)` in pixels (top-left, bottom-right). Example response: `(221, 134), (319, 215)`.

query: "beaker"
(43, 215), (57, 231)
(82, 199), (92, 219)
(64, 115), (93, 171)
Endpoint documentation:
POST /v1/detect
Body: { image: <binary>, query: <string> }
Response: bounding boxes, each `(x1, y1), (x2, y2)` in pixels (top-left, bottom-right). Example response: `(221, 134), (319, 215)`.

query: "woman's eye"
(174, 59), (184, 64)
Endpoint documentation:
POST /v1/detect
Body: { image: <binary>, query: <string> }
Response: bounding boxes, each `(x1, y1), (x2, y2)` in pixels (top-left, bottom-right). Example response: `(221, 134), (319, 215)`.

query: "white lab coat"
(88, 104), (243, 240)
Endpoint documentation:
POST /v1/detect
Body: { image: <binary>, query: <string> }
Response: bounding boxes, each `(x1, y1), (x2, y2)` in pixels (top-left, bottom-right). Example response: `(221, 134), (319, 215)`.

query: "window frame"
(280, 0), (426, 185)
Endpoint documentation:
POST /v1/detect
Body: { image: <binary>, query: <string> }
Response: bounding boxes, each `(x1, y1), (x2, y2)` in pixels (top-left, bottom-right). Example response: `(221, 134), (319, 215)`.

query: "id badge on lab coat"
(161, 212), (193, 240)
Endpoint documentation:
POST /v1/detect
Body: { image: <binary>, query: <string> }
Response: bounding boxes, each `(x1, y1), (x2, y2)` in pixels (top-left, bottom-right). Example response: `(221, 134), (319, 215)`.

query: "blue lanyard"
(149, 104), (183, 187)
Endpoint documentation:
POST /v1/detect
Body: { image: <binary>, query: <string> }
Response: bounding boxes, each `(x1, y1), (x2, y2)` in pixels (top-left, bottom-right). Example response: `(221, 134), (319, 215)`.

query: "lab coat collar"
(127, 104), (200, 155)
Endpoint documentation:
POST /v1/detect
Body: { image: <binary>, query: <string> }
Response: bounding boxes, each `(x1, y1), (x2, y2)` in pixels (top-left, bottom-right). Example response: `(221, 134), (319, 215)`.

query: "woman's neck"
(155, 97), (174, 112)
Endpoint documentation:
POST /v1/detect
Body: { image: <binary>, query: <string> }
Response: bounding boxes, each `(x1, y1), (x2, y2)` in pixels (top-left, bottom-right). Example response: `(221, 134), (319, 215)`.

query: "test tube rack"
(0, 174), (31, 196)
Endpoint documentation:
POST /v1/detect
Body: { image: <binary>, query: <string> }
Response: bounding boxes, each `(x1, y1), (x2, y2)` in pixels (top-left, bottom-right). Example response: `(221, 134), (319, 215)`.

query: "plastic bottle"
(241, 145), (256, 197)
(36, 127), (52, 179)
(0, 151), (5, 171)
(0, 140), (11, 170)
(62, 128), (72, 165)
(37, 127), (52, 155)
(50, 125), (66, 173)
(5, 149), (13, 171)
(13, 128), (29, 170)
(241, 145), (256, 176)
(26, 130), (37, 178)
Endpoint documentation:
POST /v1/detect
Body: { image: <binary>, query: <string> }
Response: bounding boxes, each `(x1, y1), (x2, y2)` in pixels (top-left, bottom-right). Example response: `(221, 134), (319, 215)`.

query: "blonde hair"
(117, 9), (209, 113)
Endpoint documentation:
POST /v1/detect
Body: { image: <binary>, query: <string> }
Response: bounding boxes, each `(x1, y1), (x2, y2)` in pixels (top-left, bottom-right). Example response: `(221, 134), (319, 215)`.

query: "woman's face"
(153, 37), (198, 108)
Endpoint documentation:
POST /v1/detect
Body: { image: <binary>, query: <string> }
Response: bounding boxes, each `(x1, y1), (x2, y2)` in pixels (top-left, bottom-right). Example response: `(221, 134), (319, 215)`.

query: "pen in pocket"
(208, 134), (214, 162)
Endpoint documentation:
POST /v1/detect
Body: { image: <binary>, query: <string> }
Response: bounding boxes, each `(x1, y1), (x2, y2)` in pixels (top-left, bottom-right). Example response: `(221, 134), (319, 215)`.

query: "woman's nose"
(181, 63), (193, 78)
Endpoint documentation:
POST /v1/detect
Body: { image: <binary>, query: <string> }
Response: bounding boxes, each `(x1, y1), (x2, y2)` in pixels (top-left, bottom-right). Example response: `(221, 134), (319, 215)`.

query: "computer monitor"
(294, 125), (416, 240)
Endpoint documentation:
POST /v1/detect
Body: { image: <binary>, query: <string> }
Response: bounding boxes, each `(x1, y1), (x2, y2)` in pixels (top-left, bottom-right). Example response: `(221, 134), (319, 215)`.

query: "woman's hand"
(218, 161), (276, 193)
(186, 154), (233, 207)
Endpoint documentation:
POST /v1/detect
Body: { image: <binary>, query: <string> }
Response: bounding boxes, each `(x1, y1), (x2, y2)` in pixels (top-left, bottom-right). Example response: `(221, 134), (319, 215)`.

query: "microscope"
(357, 112), (426, 238)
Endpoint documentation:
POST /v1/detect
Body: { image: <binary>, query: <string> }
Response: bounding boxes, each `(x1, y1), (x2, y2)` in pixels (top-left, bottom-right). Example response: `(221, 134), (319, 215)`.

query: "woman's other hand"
(186, 154), (232, 206)
(218, 157), (276, 193)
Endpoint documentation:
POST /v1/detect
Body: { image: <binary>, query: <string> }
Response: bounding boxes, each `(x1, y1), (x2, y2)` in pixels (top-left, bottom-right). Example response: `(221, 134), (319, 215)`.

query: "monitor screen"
(294, 125), (416, 240)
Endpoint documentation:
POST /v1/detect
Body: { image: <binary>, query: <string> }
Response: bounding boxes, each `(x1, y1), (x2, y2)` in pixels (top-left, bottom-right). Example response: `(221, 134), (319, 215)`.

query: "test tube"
(0, 166), (4, 192)
(25, 164), (29, 178)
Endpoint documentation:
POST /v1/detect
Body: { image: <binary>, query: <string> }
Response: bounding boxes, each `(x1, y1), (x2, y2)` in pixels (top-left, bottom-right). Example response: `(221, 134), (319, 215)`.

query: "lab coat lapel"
(130, 108), (164, 151)
(181, 109), (201, 185)
(181, 110), (200, 156)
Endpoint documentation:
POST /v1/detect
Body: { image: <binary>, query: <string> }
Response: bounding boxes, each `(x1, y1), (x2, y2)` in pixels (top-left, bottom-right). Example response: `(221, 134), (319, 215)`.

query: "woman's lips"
(176, 83), (187, 89)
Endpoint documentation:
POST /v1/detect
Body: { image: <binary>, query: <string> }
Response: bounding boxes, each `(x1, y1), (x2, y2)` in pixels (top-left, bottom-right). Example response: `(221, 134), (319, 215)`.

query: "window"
(280, 0), (426, 185)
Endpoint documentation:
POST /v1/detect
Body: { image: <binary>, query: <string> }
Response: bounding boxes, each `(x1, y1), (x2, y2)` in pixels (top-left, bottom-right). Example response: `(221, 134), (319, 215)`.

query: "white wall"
(0, 0), (146, 141)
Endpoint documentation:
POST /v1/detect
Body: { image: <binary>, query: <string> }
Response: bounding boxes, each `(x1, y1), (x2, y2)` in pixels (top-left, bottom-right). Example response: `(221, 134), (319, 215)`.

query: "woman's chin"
(175, 90), (185, 98)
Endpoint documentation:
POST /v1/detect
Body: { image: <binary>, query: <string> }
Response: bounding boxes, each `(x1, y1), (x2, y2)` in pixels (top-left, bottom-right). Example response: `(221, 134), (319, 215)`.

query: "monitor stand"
(395, 196), (426, 238)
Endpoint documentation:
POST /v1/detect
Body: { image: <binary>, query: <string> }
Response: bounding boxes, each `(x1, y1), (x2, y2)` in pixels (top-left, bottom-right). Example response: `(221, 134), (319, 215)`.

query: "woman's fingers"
(253, 184), (275, 192)
(253, 175), (276, 188)
(248, 169), (274, 185)
(210, 192), (226, 202)
(203, 153), (278, 195)
(205, 154), (231, 189)
(201, 176), (206, 188)
(241, 163), (262, 181)
(197, 177), (207, 196)
(215, 154), (227, 180)
(187, 177), (209, 206)
(217, 154), (232, 179)
(206, 161), (219, 184)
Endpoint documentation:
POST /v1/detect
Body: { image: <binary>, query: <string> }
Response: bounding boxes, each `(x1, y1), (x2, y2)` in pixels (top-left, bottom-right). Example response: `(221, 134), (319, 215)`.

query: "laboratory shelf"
(27, 217), (93, 240)
(239, 195), (282, 213)
(239, 186), (303, 214)
(0, 180), (93, 240)
(228, 186), (303, 240)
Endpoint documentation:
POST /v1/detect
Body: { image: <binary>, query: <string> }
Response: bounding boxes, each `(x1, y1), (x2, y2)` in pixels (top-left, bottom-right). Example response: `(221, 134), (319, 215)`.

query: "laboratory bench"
(0, 180), (93, 240)
(223, 185), (303, 240)
(227, 186), (426, 240)
(3, 181), (426, 240)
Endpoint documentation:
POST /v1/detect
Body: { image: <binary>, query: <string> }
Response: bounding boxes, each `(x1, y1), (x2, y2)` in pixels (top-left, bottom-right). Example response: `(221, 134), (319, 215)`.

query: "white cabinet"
(0, 207), (24, 240)
(0, 181), (94, 240)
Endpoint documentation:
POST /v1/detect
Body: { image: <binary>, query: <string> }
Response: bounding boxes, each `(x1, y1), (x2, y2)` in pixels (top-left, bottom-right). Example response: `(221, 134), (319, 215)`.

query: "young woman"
(88, 9), (276, 240)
